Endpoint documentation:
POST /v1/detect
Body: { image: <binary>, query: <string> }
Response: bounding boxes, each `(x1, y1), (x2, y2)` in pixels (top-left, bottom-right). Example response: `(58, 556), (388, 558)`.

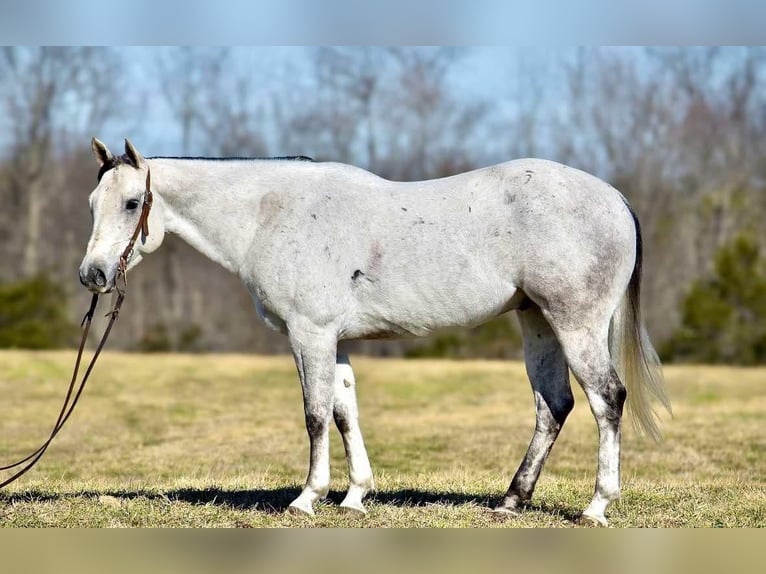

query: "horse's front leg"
(287, 323), (337, 516)
(334, 351), (374, 514)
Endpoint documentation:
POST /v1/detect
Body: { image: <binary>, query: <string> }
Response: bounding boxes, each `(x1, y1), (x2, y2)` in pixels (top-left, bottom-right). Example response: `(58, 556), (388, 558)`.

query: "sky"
(3, 1), (764, 44)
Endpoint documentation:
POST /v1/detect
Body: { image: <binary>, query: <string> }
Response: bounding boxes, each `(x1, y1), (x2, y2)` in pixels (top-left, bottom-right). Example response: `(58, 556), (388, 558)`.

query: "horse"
(79, 138), (670, 526)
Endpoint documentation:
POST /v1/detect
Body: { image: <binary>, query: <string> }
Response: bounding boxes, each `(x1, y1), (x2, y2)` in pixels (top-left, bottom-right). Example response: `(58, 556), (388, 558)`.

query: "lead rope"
(0, 169), (152, 489)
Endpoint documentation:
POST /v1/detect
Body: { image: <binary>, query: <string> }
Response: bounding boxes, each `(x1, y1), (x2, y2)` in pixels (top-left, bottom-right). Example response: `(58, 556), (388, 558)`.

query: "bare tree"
(283, 47), (487, 181)
(275, 47), (385, 166)
(381, 47), (488, 180)
(0, 47), (124, 280)
(157, 47), (270, 157)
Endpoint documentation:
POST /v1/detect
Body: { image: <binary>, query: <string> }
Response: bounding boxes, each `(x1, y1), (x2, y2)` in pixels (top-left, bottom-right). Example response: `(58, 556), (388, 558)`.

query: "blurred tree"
(0, 47), (124, 280)
(279, 47), (386, 169)
(283, 47), (488, 180)
(0, 276), (74, 348)
(662, 233), (766, 364)
(157, 47), (270, 156)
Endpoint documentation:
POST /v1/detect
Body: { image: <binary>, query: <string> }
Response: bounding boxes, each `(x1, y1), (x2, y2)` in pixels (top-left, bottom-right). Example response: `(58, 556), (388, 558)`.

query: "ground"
(0, 351), (763, 527)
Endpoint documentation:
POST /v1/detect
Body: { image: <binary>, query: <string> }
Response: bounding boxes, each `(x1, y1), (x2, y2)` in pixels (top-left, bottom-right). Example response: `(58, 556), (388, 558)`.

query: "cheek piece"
(117, 169), (154, 293)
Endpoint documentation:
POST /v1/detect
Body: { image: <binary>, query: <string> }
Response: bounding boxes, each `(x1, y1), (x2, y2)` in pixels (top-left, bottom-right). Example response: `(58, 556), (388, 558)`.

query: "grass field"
(0, 350), (763, 527)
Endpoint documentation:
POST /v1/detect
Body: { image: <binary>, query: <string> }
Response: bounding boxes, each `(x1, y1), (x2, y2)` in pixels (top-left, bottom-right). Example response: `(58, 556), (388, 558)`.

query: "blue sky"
(3, 2), (763, 44)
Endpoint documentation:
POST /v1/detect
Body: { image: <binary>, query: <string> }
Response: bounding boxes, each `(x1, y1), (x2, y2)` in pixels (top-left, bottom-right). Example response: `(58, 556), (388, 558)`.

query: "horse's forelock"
(96, 154), (138, 182)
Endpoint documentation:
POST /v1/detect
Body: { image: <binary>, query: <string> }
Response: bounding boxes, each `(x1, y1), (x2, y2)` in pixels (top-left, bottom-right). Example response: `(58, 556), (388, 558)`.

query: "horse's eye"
(126, 199), (140, 211)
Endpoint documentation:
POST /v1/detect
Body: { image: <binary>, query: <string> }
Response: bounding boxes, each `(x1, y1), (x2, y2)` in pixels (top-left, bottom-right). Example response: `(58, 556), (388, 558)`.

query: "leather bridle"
(0, 169), (153, 488)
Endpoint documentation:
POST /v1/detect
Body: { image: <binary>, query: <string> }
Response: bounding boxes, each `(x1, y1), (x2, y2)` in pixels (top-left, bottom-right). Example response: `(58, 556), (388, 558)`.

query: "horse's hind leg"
(552, 322), (626, 527)
(333, 351), (374, 515)
(494, 304), (574, 515)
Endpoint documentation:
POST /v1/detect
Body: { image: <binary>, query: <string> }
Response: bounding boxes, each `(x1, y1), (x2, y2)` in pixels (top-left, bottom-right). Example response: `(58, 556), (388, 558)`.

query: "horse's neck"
(148, 158), (268, 274)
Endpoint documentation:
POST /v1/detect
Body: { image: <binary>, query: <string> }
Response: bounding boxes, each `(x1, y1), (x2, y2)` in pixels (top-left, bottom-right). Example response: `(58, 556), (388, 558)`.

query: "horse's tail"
(608, 205), (672, 442)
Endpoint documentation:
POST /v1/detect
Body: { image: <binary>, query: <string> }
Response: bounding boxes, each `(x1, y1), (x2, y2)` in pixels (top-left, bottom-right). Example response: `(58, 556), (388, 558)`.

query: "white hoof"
(287, 499), (315, 516)
(577, 513), (608, 527)
(340, 499), (367, 516)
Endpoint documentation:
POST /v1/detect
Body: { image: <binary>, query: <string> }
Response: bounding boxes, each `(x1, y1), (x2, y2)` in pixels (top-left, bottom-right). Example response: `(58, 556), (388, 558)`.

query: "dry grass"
(0, 351), (763, 527)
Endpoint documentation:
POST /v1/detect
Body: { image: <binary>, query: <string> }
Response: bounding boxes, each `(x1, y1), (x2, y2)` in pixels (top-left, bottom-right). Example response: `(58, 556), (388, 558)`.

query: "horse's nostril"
(88, 266), (107, 288)
(79, 269), (88, 287)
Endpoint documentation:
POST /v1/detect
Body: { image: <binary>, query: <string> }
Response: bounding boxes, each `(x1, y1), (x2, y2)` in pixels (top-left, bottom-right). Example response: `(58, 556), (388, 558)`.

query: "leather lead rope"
(0, 169), (153, 489)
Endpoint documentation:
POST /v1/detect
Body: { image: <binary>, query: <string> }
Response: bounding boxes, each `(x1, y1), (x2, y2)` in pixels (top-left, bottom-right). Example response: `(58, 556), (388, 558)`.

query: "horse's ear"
(124, 138), (145, 168)
(91, 137), (113, 167)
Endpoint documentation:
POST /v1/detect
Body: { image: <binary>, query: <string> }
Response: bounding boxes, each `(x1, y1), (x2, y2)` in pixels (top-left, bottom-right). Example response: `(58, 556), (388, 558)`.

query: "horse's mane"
(97, 155), (314, 182)
(97, 154), (136, 182)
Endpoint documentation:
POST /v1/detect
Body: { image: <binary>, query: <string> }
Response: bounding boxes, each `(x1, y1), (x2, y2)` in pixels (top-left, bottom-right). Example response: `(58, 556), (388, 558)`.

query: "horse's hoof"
(491, 505), (521, 517)
(287, 501), (315, 516)
(577, 513), (608, 527)
(339, 500), (367, 516)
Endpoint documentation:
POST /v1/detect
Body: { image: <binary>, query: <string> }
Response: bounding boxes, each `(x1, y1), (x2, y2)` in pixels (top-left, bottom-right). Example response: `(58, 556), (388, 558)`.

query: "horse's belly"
(340, 276), (522, 340)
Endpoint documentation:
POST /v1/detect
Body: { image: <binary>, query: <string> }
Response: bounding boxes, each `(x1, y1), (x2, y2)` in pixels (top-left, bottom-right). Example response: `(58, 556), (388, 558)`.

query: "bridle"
(0, 169), (153, 488)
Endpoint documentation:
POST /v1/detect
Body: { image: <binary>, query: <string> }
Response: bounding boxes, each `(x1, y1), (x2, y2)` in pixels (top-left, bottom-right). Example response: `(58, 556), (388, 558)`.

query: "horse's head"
(79, 138), (165, 293)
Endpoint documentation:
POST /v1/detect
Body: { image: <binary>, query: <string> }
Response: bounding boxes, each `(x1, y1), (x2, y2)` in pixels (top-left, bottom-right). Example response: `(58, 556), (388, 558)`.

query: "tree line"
(1, 47), (764, 363)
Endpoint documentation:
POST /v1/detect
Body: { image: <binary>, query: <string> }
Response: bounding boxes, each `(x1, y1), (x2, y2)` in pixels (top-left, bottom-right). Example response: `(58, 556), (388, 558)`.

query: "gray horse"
(80, 139), (670, 526)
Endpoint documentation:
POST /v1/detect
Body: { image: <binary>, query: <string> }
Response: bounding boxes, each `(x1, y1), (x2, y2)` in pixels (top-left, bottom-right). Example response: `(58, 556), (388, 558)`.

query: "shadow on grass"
(0, 486), (581, 522)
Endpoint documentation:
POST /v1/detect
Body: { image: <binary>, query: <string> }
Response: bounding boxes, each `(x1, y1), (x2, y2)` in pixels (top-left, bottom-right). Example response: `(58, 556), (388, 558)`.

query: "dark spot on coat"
(412, 217), (425, 225)
(584, 247), (617, 299)
(334, 411), (351, 434)
(257, 192), (284, 226)
(351, 268), (376, 286)
(504, 190), (516, 205)
(368, 242), (383, 271)
(401, 207), (408, 212)
(468, 206), (472, 213)
(311, 213), (317, 220)
(524, 170), (533, 184)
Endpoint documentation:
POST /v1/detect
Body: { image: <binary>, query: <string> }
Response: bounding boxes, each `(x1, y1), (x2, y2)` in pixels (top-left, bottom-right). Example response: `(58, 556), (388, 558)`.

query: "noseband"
(0, 169), (153, 488)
